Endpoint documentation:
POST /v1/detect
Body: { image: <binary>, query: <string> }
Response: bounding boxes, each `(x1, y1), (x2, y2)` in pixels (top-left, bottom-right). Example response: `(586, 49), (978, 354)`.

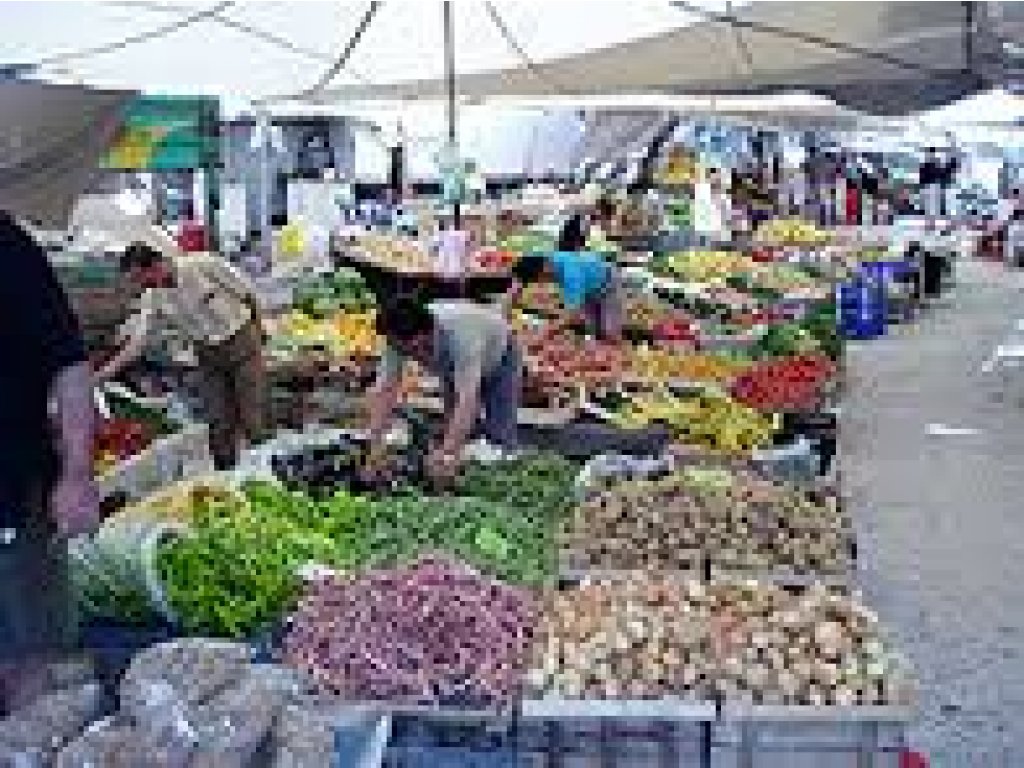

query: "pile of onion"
(283, 556), (538, 708)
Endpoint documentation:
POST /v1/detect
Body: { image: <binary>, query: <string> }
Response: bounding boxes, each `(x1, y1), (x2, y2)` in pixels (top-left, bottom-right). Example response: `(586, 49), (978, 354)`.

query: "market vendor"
(97, 243), (266, 470)
(0, 212), (99, 714)
(364, 296), (523, 483)
(587, 196), (618, 246)
(507, 214), (624, 342)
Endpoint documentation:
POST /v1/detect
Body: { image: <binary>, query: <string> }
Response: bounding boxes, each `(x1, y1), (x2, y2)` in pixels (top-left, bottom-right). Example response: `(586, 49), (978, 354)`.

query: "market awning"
(0, 80), (133, 227)
(306, 2), (1008, 116)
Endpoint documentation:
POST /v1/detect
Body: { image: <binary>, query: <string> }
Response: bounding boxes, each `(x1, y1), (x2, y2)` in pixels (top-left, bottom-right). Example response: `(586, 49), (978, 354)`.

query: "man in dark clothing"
(0, 212), (99, 714)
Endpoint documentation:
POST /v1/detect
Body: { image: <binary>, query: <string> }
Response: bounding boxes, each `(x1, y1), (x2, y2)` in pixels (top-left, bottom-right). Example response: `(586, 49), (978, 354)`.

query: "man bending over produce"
(507, 214), (624, 342)
(365, 296), (523, 483)
(97, 242), (266, 470)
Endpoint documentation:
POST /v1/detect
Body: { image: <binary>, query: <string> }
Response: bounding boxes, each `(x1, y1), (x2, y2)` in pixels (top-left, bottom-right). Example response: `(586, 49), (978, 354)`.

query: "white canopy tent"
(304, 1), (1015, 116)
(4, 2), (1017, 116)
(0, 1), (699, 101)
(4, 2), (1020, 192)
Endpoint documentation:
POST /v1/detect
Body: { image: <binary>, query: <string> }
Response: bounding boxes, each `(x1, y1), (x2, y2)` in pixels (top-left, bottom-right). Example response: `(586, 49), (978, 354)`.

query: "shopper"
(364, 296), (522, 484)
(0, 212), (99, 715)
(1005, 207), (1024, 268)
(692, 167), (732, 247)
(507, 214), (624, 342)
(996, 189), (1023, 265)
(98, 243), (266, 470)
(919, 148), (944, 220)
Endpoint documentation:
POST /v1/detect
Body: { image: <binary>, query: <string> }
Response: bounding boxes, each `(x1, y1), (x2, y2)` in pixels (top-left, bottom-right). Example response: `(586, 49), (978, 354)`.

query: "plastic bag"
(751, 437), (817, 482)
(189, 667), (304, 768)
(126, 680), (197, 755)
(271, 698), (382, 768)
(120, 640), (252, 721)
(278, 224), (305, 260)
(573, 453), (675, 498)
(0, 684), (105, 767)
(56, 716), (193, 768)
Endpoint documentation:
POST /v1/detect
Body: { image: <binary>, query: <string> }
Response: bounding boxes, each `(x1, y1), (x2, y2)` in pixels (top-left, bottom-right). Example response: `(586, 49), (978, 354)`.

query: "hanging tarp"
(0, 80), (133, 227)
(310, 2), (1007, 116)
(574, 110), (680, 186)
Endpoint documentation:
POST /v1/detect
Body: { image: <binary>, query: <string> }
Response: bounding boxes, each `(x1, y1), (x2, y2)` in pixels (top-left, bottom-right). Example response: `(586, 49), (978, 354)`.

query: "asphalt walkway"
(843, 259), (1024, 766)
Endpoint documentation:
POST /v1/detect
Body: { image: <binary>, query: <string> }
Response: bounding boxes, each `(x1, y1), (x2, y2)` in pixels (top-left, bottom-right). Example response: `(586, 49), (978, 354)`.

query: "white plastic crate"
(98, 423), (213, 502)
(712, 705), (912, 768)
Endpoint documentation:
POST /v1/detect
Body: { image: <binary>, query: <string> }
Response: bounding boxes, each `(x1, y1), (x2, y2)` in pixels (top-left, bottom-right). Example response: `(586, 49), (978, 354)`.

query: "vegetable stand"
(35, 215), (942, 766)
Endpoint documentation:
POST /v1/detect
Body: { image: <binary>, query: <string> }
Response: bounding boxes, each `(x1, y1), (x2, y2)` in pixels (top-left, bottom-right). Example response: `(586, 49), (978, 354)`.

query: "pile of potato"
(562, 469), (851, 576)
(527, 577), (710, 701)
(527, 576), (914, 707)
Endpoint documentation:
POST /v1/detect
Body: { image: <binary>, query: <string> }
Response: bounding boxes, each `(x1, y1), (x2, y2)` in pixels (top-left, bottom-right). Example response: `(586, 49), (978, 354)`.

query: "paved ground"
(843, 260), (1024, 766)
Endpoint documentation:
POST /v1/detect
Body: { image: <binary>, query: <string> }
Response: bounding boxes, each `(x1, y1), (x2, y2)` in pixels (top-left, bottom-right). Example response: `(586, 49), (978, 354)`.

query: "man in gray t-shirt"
(365, 297), (522, 482)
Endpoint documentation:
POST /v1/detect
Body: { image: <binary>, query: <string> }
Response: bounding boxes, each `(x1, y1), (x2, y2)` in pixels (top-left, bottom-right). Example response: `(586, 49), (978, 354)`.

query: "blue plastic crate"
(380, 715), (704, 767)
(859, 260), (912, 284)
(837, 279), (886, 340)
(385, 747), (521, 767)
(383, 716), (524, 767)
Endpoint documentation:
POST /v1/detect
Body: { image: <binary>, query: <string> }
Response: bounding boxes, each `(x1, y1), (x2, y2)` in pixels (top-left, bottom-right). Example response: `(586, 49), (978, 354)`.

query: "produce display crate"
(340, 701), (911, 768)
(97, 423), (213, 502)
(713, 704), (913, 768)
(380, 704), (713, 768)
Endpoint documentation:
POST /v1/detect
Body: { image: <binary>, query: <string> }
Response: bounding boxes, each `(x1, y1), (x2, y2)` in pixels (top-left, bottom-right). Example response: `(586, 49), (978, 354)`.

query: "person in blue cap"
(507, 214), (623, 342)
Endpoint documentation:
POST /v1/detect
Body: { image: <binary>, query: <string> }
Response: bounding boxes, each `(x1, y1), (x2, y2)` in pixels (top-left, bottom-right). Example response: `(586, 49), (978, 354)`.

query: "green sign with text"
(101, 95), (218, 171)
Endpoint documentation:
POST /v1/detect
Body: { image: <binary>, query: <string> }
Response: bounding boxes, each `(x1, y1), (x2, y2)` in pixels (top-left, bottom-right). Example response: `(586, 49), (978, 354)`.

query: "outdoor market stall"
(8, 5), (1010, 760)
(14, 187), (940, 766)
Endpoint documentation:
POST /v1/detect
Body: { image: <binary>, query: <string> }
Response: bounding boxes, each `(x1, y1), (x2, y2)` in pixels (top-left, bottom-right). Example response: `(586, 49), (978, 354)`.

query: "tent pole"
(443, 0), (460, 229)
(258, 110), (272, 273)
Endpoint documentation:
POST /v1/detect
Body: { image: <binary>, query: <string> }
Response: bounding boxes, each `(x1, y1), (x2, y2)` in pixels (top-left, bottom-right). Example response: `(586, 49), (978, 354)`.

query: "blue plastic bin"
(859, 260), (912, 284)
(837, 278), (886, 340)
(382, 717), (522, 767)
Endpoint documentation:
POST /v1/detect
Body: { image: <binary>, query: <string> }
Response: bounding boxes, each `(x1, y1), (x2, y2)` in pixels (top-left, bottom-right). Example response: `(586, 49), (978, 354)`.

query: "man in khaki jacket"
(98, 243), (266, 469)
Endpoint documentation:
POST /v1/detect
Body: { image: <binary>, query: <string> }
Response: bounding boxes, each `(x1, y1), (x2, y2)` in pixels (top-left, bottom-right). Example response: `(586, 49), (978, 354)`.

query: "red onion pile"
(283, 556), (538, 708)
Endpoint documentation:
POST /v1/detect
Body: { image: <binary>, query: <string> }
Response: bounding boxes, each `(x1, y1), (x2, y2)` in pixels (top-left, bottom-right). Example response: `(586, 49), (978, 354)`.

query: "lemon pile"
(610, 389), (774, 454)
(754, 219), (831, 246)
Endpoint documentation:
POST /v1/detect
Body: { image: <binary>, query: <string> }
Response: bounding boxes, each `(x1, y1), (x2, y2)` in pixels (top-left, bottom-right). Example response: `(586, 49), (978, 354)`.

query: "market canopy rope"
(26, 1), (235, 71)
(256, 0), (384, 106)
(482, 1), (568, 97)
(105, 0), (374, 86)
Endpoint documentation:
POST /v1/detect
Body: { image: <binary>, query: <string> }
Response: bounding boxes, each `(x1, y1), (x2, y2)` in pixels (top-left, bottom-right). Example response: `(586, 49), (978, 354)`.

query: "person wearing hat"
(507, 214), (624, 342)
(97, 243), (266, 469)
(363, 296), (523, 484)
